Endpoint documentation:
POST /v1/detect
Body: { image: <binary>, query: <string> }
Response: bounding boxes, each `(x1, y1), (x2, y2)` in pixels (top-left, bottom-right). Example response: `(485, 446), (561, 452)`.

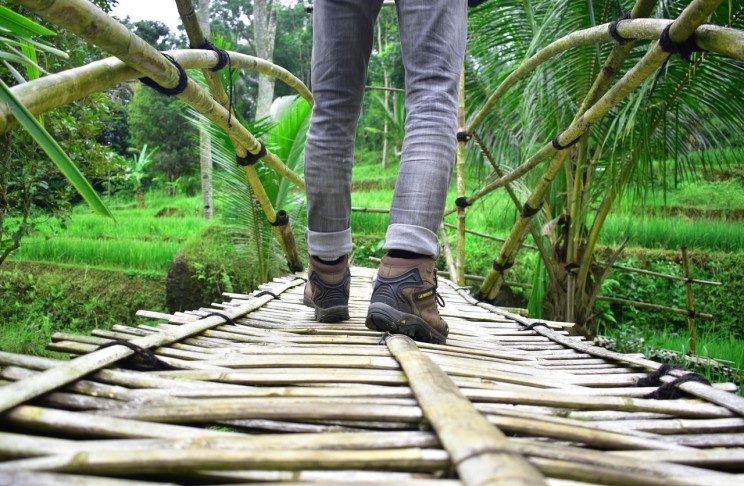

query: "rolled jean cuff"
(306, 228), (353, 261)
(384, 224), (440, 259)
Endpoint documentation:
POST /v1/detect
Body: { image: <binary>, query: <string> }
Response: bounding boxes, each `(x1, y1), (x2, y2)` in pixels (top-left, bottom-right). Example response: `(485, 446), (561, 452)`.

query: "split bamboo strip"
(0, 472), (174, 486)
(385, 334), (547, 485)
(0, 278), (304, 413)
(0, 448), (450, 475)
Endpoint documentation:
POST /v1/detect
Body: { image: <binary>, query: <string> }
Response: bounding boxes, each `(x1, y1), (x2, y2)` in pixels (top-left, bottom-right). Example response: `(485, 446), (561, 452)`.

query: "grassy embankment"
(1, 195), (210, 355)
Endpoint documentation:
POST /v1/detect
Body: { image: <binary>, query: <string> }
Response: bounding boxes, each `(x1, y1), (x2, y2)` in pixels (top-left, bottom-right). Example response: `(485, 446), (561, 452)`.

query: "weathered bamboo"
(478, 151), (569, 299)
(681, 246), (697, 355)
(440, 224), (458, 283)
(596, 296), (713, 320)
(0, 278), (303, 413)
(386, 334), (547, 486)
(444, 222), (538, 250)
(610, 264), (721, 286)
(450, 284), (744, 416)
(455, 67), (467, 287)
(0, 49), (312, 135)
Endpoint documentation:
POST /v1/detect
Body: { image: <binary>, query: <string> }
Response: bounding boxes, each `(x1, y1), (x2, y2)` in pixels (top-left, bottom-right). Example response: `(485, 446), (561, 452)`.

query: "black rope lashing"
(520, 322), (550, 332)
(551, 133), (581, 151)
(468, 0), (487, 7)
(688, 309), (697, 318)
(97, 340), (177, 371)
(456, 131), (471, 142)
(236, 140), (267, 166)
(270, 210), (290, 227)
(492, 260), (514, 272)
(194, 39), (230, 72)
(455, 197), (472, 208)
(202, 311), (237, 325)
(255, 290), (279, 299)
(608, 13), (632, 45)
(139, 53), (189, 96)
(635, 363), (682, 387)
(643, 373), (712, 400)
(658, 24), (702, 61)
(521, 200), (543, 218)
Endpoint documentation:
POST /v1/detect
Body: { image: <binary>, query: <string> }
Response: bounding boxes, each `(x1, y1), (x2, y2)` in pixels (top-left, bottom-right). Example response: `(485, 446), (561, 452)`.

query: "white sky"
(110, 1), (184, 33)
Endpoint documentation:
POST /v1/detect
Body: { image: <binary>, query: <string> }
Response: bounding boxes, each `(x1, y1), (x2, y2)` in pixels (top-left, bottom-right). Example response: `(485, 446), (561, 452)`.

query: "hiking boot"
(365, 255), (448, 344)
(303, 255), (350, 322)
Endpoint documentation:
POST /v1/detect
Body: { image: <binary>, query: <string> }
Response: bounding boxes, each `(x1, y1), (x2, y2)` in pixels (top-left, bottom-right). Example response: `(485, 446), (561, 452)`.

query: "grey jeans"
(304, 0), (467, 260)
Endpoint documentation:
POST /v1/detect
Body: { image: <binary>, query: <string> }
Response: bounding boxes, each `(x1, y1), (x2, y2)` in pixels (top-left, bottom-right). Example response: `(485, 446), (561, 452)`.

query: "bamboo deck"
(1, 266), (743, 485)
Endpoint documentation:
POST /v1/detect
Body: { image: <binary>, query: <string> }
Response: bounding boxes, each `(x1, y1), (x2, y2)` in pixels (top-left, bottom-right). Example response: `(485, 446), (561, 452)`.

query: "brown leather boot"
(365, 255), (448, 344)
(303, 255), (350, 322)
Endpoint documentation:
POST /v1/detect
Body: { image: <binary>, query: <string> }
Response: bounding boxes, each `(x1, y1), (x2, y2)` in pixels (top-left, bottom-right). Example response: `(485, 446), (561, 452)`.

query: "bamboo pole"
(385, 334), (547, 486)
(596, 296), (713, 320)
(455, 68), (467, 287)
(0, 278), (304, 413)
(444, 222), (538, 250)
(1, 50), (312, 134)
(440, 224), (458, 279)
(478, 151), (569, 300)
(681, 246), (697, 355)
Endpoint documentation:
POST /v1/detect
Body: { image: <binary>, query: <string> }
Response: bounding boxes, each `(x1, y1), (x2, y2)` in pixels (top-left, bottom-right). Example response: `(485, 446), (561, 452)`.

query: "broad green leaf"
(0, 5), (55, 37)
(0, 79), (114, 219)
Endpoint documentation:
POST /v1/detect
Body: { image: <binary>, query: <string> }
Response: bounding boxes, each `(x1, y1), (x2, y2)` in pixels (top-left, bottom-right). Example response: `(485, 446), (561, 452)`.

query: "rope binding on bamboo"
(492, 260), (514, 272)
(659, 24), (702, 61)
(139, 53), (188, 96)
(96, 340), (176, 371)
(456, 131), (470, 142)
(521, 200), (543, 217)
(255, 290), (280, 299)
(236, 140), (267, 166)
(635, 363), (712, 400)
(551, 132), (581, 151)
(201, 311), (237, 325)
(608, 13), (632, 45)
(269, 210), (290, 227)
(194, 39), (230, 71)
(519, 321), (550, 331)
(455, 196), (472, 208)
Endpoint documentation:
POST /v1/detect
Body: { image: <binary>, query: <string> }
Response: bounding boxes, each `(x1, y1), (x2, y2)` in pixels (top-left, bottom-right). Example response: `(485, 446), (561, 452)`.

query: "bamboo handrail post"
(478, 151), (569, 300)
(681, 246), (697, 355)
(455, 67), (467, 287)
(471, 133), (558, 288)
(440, 224), (458, 279)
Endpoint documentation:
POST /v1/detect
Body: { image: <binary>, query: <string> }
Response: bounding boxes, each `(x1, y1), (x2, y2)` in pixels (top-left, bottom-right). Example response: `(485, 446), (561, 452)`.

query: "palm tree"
(462, 0), (743, 334)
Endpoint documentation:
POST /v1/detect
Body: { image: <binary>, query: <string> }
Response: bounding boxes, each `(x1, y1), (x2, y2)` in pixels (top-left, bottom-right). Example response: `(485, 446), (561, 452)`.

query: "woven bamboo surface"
(1, 266), (743, 485)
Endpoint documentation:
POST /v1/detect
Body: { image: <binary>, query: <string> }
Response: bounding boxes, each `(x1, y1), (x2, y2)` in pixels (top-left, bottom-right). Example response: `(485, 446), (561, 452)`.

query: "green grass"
(600, 214), (744, 252)
(9, 194), (209, 273)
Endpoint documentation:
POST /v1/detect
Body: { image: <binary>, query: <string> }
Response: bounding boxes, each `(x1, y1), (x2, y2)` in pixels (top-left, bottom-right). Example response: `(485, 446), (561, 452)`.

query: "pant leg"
(384, 0), (467, 258)
(304, 0), (384, 260)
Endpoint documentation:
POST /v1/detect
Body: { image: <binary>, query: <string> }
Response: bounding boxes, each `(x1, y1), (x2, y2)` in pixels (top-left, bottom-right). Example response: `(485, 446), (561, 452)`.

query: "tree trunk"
(253, 0), (278, 120)
(198, 0), (214, 219)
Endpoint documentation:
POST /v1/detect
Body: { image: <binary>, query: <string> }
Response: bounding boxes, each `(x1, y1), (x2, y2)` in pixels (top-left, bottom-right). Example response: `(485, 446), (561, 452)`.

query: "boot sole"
(365, 302), (448, 345)
(303, 296), (349, 323)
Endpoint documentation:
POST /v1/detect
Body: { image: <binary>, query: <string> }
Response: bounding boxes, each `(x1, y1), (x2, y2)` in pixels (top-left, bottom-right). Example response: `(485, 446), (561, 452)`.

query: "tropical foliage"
(464, 0), (744, 333)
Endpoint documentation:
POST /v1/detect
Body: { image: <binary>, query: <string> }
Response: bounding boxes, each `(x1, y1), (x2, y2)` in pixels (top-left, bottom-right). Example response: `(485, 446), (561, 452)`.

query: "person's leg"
(304, 0), (383, 322)
(384, 0), (467, 258)
(304, 0), (384, 261)
(366, 0), (466, 343)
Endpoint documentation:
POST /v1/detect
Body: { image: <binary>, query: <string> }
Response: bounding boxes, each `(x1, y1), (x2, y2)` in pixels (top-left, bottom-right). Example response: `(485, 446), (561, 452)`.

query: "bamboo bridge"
(1, 267), (744, 485)
(2, 0), (744, 483)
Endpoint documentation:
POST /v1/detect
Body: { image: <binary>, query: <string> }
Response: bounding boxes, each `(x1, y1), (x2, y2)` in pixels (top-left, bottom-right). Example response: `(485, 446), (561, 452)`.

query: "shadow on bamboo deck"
(1, 266), (743, 485)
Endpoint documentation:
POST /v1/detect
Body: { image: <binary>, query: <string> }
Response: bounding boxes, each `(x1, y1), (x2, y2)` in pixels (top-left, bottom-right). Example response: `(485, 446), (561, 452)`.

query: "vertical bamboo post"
(455, 67), (467, 287)
(440, 224), (457, 279)
(681, 245), (697, 355)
